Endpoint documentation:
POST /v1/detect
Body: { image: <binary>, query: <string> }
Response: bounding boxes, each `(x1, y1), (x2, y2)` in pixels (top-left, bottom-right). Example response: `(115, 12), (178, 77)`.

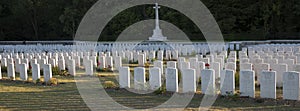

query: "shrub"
(145, 72), (149, 81)
(154, 85), (166, 95)
(46, 78), (58, 86)
(1, 66), (7, 73)
(191, 51), (197, 56)
(122, 58), (129, 63)
(33, 79), (41, 84)
(96, 68), (113, 72)
(103, 81), (117, 89)
(178, 70), (182, 84)
(150, 58), (157, 63)
(198, 77), (202, 84)
(52, 67), (68, 76)
(235, 72), (240, 87)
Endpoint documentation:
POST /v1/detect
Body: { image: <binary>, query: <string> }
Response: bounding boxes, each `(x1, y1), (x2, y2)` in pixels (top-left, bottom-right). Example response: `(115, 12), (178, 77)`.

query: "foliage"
(96, 68), (113, 72)
(154, 85), (166, 95)
(103, 81), (117, 89)
(33, 78), (41, 84)
(46, 78), (58, 86)
(0, 0), (299, 40)
(52, 67), (68, 76)
(1, 66), (7, 73)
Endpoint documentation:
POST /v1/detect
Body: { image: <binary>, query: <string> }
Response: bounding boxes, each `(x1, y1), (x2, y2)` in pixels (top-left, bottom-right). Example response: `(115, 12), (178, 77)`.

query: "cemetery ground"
(1, 64), (300, 111)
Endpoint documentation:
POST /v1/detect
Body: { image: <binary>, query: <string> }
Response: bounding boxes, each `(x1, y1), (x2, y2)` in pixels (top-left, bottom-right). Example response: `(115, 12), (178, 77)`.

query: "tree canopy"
(0, 0), (299, 41)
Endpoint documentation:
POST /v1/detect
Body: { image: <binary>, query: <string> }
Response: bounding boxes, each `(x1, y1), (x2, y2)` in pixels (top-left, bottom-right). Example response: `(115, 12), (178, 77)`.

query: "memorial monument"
(149, 3), (168, 41)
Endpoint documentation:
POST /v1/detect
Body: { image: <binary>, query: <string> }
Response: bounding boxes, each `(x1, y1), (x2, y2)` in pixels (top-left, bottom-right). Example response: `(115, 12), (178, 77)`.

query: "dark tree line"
(0, 0), (299, 41)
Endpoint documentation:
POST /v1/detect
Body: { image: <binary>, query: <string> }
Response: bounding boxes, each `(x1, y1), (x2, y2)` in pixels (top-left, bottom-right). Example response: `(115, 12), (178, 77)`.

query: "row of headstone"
(0, 62), (52, 83)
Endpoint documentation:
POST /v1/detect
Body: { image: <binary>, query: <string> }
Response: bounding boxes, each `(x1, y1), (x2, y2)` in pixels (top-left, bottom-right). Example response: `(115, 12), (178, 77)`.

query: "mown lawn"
(0, 72), (300, 111)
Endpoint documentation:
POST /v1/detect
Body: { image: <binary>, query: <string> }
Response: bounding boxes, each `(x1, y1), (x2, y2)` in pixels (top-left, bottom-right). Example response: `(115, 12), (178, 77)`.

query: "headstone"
(154, 61), (163, 75)
(197, 61), (205, 79)
(7, 63), (15, 80)
(240, 58), (250, 64)
(182, 69), (196, 93)
(47, 58), (55, 67)
(0, 66), (1, 79)
(240, 70), (255, 98)
(106, 56), (114, 70)
(180, 61), (190, 70)
(201, 69), (215, 95)
(260, 71), (276, 99)
(15, 58), (21, 73)
(166, 68), (178, 92)
(220, 70), (235, 95)
(119, 67), (130, 88)
(149, 67), (162, 90)
(114, 56), (122, 70)
(98, 56), (106, 69)
(1, 58), (7, 67)
(134, 67), (146, 90)
(43, 64), (52, 83)
(240, 63), (253, 71)
(85, 60), (93, 76)
(138, 54), (145, 66)
(211, 62), (221, 79)
(58, 59), (65, 71)
(157, 51), (164, 61)
(293, 64), (300, 72)
(283, 59), (294, 71)
(215, 58), (224, 69)
(283, 71), (300, 100)
(68, 59), (76, 76)
(19, 63), (28, 81)
(167, 61), (177, 68)
(273, 64), (287, 87)
(225, 62), (236, 71)
(255, 63), (270, 85)
(32, 64), (40, 81)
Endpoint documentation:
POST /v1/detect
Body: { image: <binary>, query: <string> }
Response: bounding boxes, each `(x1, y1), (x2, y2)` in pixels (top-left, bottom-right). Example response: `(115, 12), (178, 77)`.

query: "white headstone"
(225, 62), (236, 71)
(211, 62), (221, 79)
(220, 70), (235, 95)
(119, 67), (130, 88)
(283, 71), (300, 100)
(240, 70), (255, 98)
(134, 67), (146, 90)
(58, 59), (65, 71)
(68, 59), (76, 76)
(32, 64), (40, 81)
(157, 51), (164, 61)
(154, 61), (163, 75)
(201, 69), (215, 95)
(19, 63), (28, 81)
(180, 61), (190, 70)
(138, 54), (145, 66)
(260, 71), (276, 99)
(273, 64), (287, 87)
(0, 66), (1, 79)
(167, 61), (177, 68)
(85, 60), (93, 76)
(166, 68), (178, 92)
(43, 64), (52, 83)
(255, 63), (270, 85)
(7, 63), (15, 80)
(1, 58), (7, 67)
(98, 56), (106, 69)
(149, 67), (162, 90)
(114, 56), (122, 70)
(179, 68), (197, 93)
(106, 56), (114, 70)
(240, 63), (253, 71)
